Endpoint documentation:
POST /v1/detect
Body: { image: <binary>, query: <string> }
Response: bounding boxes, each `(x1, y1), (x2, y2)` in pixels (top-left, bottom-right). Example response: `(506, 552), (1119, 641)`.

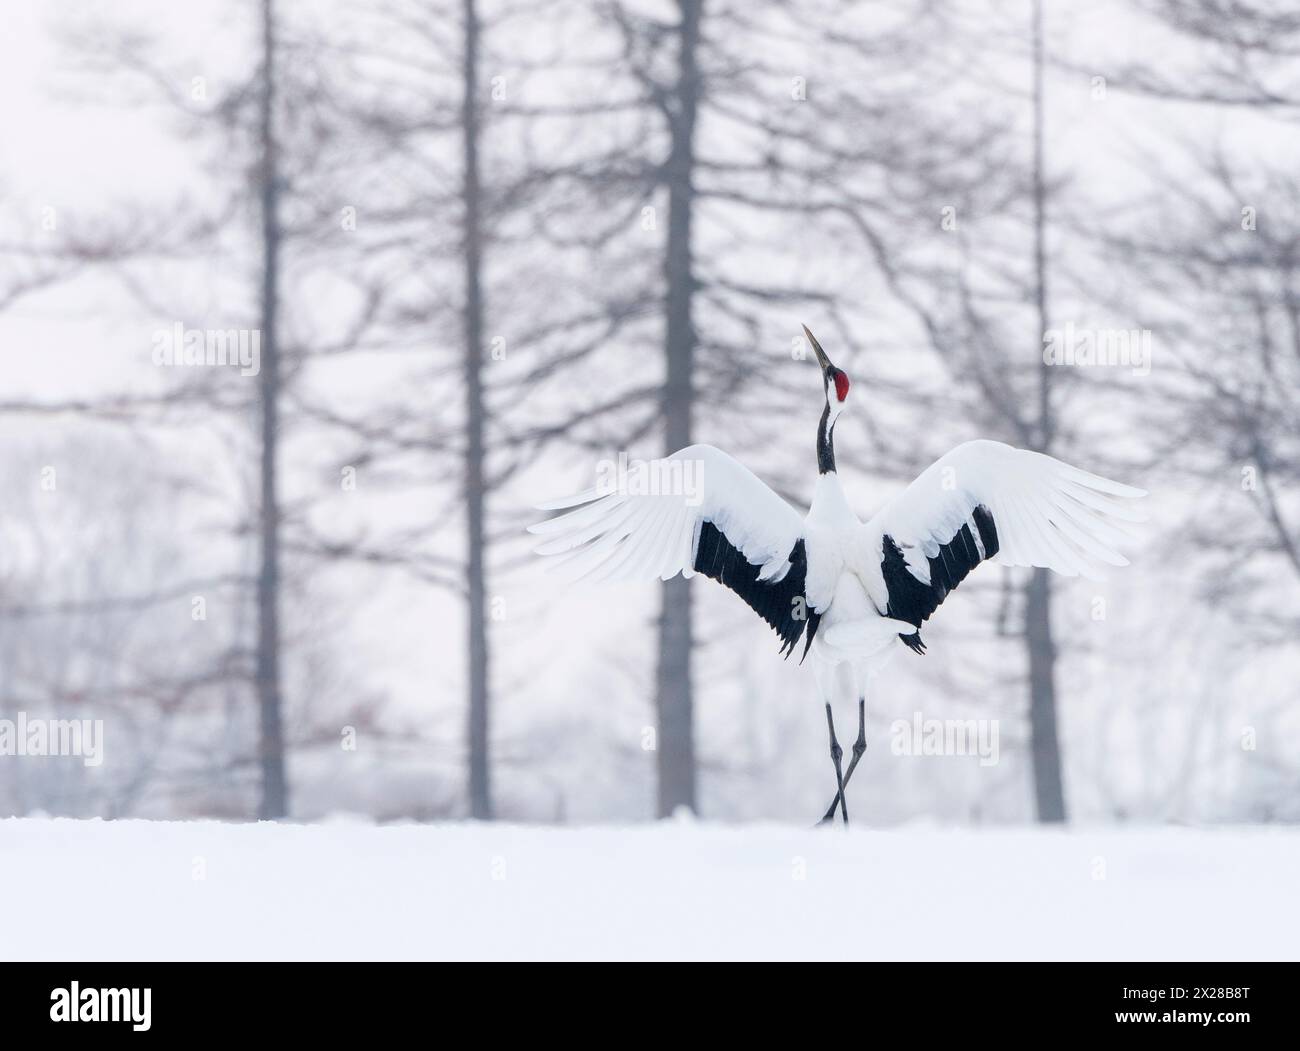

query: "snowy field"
(2, 818), (1297, 961)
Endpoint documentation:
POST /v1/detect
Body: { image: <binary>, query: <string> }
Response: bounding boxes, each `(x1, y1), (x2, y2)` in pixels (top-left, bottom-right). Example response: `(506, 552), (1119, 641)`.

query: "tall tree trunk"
(1027, 0), (1066, 822)
(255, 0), (288, 820)
(1025, 567), (1065, 819)
(462, 0), (492, 820)
(654, 0), (703, 818)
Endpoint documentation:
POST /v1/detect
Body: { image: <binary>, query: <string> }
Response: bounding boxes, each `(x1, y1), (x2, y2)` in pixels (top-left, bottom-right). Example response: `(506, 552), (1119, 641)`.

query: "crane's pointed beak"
(802, 325), (833, 372)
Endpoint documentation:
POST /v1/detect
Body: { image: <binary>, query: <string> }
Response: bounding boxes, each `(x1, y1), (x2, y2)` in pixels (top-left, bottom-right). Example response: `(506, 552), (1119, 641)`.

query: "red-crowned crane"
(528, 327), (1147, 824)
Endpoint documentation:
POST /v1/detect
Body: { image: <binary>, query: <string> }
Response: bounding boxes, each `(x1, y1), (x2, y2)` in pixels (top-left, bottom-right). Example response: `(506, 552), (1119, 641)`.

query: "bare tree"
(255, 0), (289, 819)
(273, 0), (637, 818)
(460, 0), (494, 819)
(653, 0), (703, 816)
(1108, 0), (1300, 646)
(39, 0), (357, 818)
(1024, 0), (1066, 822)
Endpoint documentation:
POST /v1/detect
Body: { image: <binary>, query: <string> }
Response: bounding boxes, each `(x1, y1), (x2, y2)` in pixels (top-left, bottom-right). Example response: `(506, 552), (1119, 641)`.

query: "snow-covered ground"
(2, 818), (1296, 961)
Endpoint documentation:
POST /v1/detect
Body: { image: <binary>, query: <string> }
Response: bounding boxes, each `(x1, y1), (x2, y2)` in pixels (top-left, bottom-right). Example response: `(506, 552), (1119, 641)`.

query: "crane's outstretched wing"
(856, 439), (1146, 653)
(528, 444), (824, 657)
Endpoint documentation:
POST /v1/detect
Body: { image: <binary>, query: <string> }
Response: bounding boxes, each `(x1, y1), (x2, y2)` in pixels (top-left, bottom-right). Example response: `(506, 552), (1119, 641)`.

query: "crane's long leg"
(823, 702), (848, 825)
(821, 697), (866, 824)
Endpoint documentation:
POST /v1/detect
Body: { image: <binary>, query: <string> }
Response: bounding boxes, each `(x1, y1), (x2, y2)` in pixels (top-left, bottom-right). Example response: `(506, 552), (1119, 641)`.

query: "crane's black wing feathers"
(880, 504), (1000, 655)
(693, 521), (819, 661)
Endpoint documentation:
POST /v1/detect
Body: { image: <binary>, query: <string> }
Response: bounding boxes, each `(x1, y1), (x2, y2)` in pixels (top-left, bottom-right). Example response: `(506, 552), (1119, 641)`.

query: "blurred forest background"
(0, 0), (1296, 825)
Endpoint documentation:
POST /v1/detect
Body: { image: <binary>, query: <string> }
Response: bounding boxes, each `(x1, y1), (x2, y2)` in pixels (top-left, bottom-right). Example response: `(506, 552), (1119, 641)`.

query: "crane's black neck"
(817, 400), (836, 474)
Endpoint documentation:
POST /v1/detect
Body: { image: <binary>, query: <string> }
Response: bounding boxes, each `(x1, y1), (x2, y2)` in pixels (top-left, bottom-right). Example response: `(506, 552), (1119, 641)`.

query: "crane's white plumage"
(859, 439), (1145, 585)
(531, 444), (811, 590)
